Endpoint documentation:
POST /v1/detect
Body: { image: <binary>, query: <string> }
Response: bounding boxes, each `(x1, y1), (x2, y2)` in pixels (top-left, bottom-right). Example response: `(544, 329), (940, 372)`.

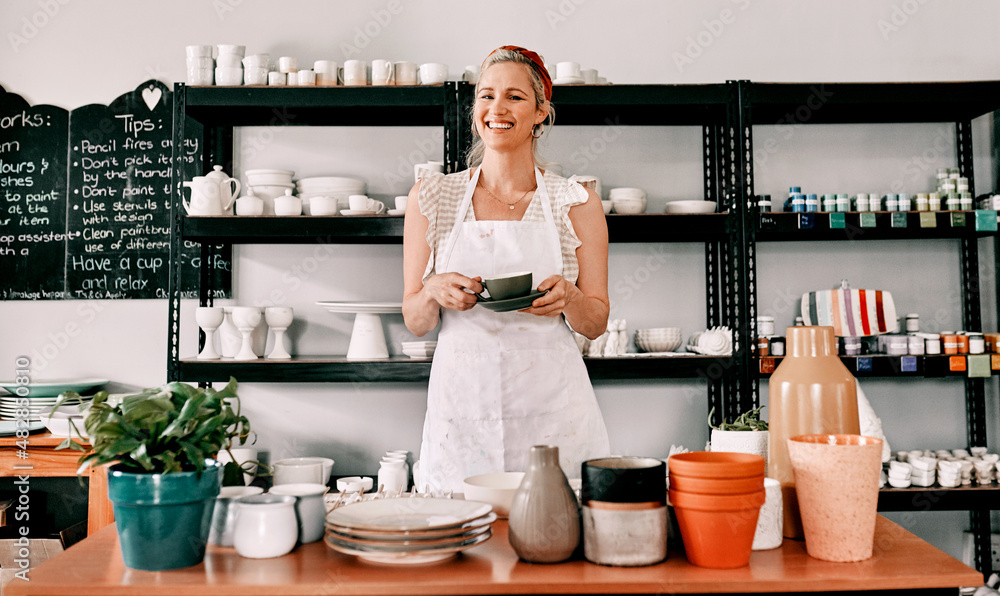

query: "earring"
(532, 123), (544, 138)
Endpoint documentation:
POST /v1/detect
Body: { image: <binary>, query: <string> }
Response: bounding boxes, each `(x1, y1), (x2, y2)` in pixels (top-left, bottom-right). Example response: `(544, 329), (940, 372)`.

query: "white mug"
(278, 56), (297, 73)
(348, 195), (385, 213)
(342, 60), (366, 86)
(418, 62), (447, 85)
(267, 72), (286, 86)
(309, 196), (339, 216)
(371, 59), (393, 86)
(581, 68), (598, 84)
(413, 161), (444, 183)
(208, 486), (263, 547)
(314, 60), (337, 86)
(394, 61), (418, 85)
(296, 69), (316, 86)
(556, 61), (581, 79)
(394, 196), (408, 211)
(463, 65), (480, 84)
(268, 483), (328, 544)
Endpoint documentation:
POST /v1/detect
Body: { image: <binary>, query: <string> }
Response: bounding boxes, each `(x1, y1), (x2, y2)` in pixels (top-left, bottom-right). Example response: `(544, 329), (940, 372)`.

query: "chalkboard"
(0, 88), (70, 299)
(0, 81), (231, 300)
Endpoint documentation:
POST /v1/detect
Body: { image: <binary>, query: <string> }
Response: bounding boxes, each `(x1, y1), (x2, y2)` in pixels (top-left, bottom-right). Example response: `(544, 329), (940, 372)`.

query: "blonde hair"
(465, 48), (555, 169)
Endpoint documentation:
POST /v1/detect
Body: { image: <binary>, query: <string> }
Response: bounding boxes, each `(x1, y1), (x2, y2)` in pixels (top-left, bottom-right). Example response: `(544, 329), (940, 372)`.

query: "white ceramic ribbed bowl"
(664, 200), (716, 214)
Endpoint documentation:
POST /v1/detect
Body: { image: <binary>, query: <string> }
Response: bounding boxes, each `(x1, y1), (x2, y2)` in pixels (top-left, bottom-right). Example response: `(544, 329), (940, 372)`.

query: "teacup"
(419, 62), (448, 85)
(394, 61), (418, 85)
(348, 195), (385, 213)
(556, 61), (581, 79)
(463, 64), (480, 84)
(483, 271), (533, 300)
(242, 54), (269, 69)
(395, 196), (408, 211)
(371, 59), (393, 85)
(187, 67), (213, 86)
(342, 60), (366, 86)
(216, 44), (245, 57)
(244, 67), (268, 85)
(310, 196), (339, 216)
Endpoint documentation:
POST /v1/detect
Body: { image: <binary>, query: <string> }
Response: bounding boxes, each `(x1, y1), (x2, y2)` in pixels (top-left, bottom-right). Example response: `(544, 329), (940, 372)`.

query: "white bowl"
(601, 200), (612, 215)
(609, 187), (646, 198)
(612, 199), (646, 215)
(216, 44), (246, 57)
(249, 184), (294, 198)
(887, 476), (911, 488)
(215, 54), (243, 68)
(664, 200), (716, 214)
(37, 404), (88, 438)
(463, 472), (524, 518)
(215, 66), (243, 86)
(246, 171), (294, 186)
(635, 336), (682, 353)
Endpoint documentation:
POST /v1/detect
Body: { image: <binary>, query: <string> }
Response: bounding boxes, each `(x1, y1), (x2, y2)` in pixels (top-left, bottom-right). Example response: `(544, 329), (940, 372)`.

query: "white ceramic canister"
(233, 493), (298, 558)
(581, 457), (667, 567)
(268, 483), (328, 544)
(753, 478), (783, 550)
(377, 458), (407, 493)
(208, 486), (264, 547)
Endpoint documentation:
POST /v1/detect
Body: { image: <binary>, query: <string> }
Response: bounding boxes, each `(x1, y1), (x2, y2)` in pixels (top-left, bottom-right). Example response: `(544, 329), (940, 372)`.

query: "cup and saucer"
(340, 209), (377, 216)
(477, 290), (547, 313)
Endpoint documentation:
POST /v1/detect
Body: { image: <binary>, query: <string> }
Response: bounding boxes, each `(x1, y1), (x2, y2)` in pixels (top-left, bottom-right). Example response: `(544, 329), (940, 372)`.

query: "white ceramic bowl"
(216, 53), (243, 68)
(664, 200), (716, 214)
(609, 187), (646, 198)
(462, 472), (524, 518)
(216, 44), (246, 57)
(601, 200), (612, 214)
(215, 66), (243, 86)
(248, 184), (294, 199)
(186, 56), (214, 69)
(635, 336), (682, 353)
(187, 67), (214, 86)
(611, 198), (646, 215)
(245, 170), (294, 186)
(37, 404), (88, 438)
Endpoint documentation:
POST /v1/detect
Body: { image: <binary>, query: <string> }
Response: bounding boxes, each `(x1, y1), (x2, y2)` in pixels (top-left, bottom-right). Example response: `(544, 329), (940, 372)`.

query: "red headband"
(483, 45), (552, 102)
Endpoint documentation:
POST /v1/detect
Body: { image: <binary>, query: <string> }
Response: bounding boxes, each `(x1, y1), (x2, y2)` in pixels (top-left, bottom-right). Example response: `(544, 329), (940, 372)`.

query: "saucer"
(477, 290), (546, 313)
(340, 209), (377, 216)
(553, 76), (585, 85)
(387, 208), (405, 216)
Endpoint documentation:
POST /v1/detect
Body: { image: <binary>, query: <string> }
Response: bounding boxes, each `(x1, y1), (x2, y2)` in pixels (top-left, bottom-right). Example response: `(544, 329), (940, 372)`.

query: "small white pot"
(710, 429), (769, 474)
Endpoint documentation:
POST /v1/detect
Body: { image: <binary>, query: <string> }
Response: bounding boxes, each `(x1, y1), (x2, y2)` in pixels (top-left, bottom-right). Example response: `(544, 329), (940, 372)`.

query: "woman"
(402, 46), (611, 492)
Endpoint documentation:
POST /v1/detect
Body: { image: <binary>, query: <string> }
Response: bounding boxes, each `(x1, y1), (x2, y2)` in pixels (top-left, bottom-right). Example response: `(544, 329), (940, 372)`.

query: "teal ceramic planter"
(107, 461), (221, 571)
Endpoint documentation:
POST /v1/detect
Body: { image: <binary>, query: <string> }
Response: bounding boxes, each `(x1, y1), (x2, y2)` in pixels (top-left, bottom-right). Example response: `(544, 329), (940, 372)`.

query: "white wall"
(2, 0), (998, 561)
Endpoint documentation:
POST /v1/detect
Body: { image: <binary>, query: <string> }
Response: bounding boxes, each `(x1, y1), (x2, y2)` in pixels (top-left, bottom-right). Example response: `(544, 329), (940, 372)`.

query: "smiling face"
(474, 62), (549, 156)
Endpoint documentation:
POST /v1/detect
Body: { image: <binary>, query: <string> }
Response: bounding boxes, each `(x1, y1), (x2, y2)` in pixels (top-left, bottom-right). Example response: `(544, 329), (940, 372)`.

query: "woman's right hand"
(422, 273), (483, 311)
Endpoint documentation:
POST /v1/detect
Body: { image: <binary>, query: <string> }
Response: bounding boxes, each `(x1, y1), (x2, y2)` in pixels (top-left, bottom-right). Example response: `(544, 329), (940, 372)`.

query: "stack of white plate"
(297, 176), (366, 215)
(324, 498), (496, 565)
(0, 395), (91, 422)
(401, 341), (437, 359)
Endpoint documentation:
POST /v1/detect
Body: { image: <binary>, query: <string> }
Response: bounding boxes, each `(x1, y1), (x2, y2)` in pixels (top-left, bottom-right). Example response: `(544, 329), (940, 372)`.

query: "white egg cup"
(264, 307), (293, 359)
(195, 306), (224, 360)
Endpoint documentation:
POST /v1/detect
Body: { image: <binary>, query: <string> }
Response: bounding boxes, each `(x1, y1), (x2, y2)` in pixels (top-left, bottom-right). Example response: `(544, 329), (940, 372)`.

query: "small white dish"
(340, 209), (376, 216)
(387, 208), (405, 216)
(553, 76), (584, 85)
(664, 200), (717, 214)
(887, 476), (911, 488)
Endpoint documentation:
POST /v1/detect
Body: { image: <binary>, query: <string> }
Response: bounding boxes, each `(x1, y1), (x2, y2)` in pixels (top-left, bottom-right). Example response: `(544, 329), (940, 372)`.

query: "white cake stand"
(316, 302), (403, 359)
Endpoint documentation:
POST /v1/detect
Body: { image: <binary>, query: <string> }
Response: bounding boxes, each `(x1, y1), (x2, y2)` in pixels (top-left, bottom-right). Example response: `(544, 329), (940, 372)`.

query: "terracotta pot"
(768, 326), (859, 539)
(787, 434), (883, 562)
(668, 473), (763, 495)
(668, 488), (765, 568)
(710, 430), (769, 475)
(668, 452), (765, 479)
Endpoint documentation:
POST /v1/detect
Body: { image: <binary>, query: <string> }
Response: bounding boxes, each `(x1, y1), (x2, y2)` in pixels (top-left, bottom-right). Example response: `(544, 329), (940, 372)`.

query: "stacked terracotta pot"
(667, 452), (766, 568)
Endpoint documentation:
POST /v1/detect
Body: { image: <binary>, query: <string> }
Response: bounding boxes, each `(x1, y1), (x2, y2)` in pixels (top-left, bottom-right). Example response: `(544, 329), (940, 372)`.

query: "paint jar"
(916, 194), (929, 211)
(840, 336), (862, 356)
(968, 333), (985, 355)
(941, 181), (956, 195)
(942, 333), (959, 355)
(770, 336), (786, 356)
(756, 194), (772, 210)
(905, 313), (920, 333)
(956, 333), (969, 354)
(885, 194), (898, 211)
(868, 193), (881, 211)
(924, 334), (941, 355)
(822, 194), (837, 212)
(757, 337), (770, 356)
(985, 333), (1000, 353)
(805, 194), (819, 212)
(960, 194), (973, 210)
(946, 196), (961, 210)
(907, 335), (924, 355)
(836, 194), (851, 212)
(856, 195), (870, 212)
(791, 194), (805, 213)
(756, 316), (775, 337)
(929, 192), (942, 211)
(957, 177), (970, 192)
(898, 193), (911, 211)
(884, 335), (908, 356)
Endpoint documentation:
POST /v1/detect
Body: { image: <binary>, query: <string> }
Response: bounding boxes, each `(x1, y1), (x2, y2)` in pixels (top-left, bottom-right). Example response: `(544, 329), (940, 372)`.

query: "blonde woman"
(402, 46), (610, 492)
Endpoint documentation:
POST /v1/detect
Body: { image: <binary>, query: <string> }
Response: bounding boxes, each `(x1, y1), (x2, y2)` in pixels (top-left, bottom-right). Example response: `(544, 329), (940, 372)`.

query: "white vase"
(752, 478), (783, 550)
(710, 429), (769, 475)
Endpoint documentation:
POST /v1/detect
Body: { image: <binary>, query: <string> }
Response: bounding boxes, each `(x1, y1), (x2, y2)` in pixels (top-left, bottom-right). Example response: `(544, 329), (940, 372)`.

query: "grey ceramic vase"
(507, 445), (581, 563)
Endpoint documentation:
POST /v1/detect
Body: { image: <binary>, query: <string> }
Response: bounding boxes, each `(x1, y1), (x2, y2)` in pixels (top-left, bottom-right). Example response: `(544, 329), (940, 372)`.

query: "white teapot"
(182, 174), (239, 215)
(204, 165), (241, 215)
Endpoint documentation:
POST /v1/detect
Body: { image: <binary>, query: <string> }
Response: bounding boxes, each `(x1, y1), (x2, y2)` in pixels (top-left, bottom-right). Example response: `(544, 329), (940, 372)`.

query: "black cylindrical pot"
(581, 457), (666, 504)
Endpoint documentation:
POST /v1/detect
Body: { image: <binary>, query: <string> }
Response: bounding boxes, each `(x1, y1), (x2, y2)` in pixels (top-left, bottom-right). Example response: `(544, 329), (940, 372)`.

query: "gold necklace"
(478, 177), (536, 210)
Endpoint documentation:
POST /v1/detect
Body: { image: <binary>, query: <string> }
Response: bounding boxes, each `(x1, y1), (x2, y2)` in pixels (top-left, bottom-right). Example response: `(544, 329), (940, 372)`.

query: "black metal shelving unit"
(743, 80), (1000, 579)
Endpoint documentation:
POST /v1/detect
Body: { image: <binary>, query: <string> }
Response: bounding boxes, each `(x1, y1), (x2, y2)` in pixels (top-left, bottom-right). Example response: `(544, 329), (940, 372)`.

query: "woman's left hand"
(520, 275), (579, 317)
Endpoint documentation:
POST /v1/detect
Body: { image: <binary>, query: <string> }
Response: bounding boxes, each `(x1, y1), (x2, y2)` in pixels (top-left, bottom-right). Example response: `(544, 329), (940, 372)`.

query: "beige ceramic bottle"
(768, 326), (859, 539)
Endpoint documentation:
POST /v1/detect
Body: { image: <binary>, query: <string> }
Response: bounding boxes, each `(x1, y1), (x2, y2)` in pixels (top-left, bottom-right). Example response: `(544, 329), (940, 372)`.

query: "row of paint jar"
(763, 189), (975, 213)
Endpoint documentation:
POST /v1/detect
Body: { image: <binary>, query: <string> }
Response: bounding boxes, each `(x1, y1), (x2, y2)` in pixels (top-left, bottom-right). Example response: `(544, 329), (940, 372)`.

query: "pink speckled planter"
(787, 434), (883, 562)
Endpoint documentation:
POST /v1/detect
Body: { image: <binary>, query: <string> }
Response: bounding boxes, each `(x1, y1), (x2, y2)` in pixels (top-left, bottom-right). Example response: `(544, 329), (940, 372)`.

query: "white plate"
(328, 520), (491, 547)
(0, 420), (46, 436)
(316, 301), (403, 314)
(324, 527), (491, 565)
(387, 209), (405, 216)
(325, 498), (492, 531)
(326, 512), (496, 539)
(0, 378), (108, 397)
(340, 209), (377, 216)
(553, 76), (584, 85)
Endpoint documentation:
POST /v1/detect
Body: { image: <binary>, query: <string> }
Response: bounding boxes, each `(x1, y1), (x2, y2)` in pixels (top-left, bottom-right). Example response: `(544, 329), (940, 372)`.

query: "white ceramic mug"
(556, 61), (581, 80)
(393, 61), (418, 85)
(418, 62), (447, 85)
(394, 196), (408, 211)
(242, 54), (269, 69)
(309, 196), (339, 216)
(268, 483), (328, 543)
(244, 67), (268, 85)
(187, 67), (214, 86)
(371, 59), (393, 85)
(278, 56), (297, 73)
(217, 447), (259, 486)
(581, 68), (598, 84)
(233, 494), (298, 558)
(463, 65), (480, 83)
(267, 72), (286, 86)
(348, 195), (385, 213)
(342, 60), (366, 86)
(314, 60), (337, 86)
(209, 486), (264, 547)
(296, 69), (316, 86)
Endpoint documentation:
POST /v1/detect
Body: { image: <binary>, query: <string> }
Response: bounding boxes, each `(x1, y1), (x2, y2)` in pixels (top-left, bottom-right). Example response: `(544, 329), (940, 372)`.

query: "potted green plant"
(56, 377), (250, 571)
(708, 405), (769, 473)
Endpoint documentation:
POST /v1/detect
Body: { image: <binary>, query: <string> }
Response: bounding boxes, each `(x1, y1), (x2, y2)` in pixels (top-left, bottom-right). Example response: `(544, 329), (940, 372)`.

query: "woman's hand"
(520, 275), (578, 318)
(423, 273), (483, 311)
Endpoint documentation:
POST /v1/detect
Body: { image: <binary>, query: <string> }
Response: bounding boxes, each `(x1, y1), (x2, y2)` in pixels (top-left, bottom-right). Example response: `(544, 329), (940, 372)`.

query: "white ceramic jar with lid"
(233, 494), (298, 558)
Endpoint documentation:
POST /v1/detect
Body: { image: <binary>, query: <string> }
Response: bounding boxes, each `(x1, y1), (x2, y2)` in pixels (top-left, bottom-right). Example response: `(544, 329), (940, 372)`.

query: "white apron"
(418, 167), (611, 493)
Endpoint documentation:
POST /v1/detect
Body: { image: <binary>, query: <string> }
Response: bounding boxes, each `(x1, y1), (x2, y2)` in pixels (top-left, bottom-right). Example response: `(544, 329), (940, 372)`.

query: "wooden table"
(5, 517), (981, 595)
(0, 432), (113, 535)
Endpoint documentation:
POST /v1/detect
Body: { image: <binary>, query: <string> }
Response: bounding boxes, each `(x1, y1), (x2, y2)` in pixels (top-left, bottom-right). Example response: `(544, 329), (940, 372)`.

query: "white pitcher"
(204, 165), (241, 215)
(183, 174), (238, 215)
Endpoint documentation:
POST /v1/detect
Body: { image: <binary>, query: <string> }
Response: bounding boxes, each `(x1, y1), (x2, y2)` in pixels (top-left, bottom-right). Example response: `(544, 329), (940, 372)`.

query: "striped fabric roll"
(800, 289), (898, 337)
